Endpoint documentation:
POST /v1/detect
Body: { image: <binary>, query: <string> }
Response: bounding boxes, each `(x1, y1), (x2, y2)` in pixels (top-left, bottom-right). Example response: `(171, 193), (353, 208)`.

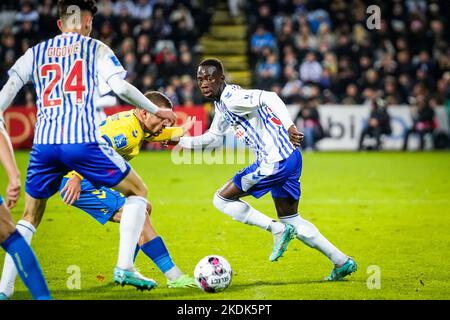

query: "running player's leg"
(272, 151), (356, 280)
(213, 177), (292, 260)
(0, 144), (61, 298)
(65, 143), (156, 290)
(0, 197), (50, 300)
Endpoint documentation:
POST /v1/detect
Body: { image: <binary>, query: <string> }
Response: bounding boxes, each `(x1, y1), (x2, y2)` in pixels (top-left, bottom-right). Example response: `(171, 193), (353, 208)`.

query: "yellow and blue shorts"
(59, 177), (126, 225)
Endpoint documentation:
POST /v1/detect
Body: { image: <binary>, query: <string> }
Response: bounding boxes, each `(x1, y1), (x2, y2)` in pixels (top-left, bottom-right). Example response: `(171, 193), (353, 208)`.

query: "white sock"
(280, 214), (348, 266)
(116, 196), (147, 270)
(0, 220), (36, 297)
(164, 266), (184, 281)
(213, 192), (279, 232)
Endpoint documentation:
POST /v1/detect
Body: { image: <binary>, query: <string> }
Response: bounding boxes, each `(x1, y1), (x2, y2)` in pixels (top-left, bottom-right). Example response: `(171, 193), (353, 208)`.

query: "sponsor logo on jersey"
(266, 107), (282, 126)
(113, 134), (128, 149)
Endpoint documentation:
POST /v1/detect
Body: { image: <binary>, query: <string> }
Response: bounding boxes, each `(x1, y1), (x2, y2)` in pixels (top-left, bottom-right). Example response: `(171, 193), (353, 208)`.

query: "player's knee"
(213, 192), (228, 212)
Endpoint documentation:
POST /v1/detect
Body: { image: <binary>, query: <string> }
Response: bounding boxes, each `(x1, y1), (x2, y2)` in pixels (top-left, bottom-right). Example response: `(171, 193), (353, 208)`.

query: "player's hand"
(182, 116), (196, 134)
(288, 125), (304, 147)
(6, 176), (21, 209)
(160, 116), (196, 148)
(155, 109), (177, 126)
(61, 175), (82, 206)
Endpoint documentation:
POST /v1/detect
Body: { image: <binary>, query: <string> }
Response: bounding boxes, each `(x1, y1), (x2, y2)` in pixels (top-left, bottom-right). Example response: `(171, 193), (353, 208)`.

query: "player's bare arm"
(0, 120), (20, 208)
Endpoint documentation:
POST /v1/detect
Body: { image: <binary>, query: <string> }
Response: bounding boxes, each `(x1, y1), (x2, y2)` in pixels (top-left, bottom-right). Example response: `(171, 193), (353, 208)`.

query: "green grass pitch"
(1, 150), (449, 300)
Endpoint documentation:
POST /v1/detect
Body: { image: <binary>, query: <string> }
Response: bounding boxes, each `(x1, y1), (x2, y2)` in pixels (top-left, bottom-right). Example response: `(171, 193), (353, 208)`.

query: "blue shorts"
(25, 142), (131, 199)
(60, 177), (126, 225)
(0, 195), (3, 206)
(233, 148), (302, 200)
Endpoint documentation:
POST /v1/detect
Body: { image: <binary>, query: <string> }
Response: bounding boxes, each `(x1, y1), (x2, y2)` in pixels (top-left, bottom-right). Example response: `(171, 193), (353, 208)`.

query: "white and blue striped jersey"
(8, 32), (126, 145)
(211, 84), (296, 163)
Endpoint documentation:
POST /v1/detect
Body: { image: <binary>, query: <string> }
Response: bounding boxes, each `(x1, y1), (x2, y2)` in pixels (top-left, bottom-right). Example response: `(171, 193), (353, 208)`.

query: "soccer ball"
(194, 255), (233, 293)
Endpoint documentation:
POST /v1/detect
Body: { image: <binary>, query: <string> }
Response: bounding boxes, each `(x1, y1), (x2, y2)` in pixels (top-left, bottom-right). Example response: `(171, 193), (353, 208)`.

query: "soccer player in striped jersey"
(0, 0), (177, 292)
(177, 58), (357, 281)
(0, 117), (51, 300)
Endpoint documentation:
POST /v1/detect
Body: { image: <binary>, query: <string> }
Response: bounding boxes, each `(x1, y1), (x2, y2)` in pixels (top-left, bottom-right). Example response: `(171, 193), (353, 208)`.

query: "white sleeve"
(179, 109), (228, 149)
(0, 72), (25, 113)
(107, 74), (159, 114)
(223, 88), (264, 115)
(8, 48), (33, 86)
(259, 91), (294, 130)
(96, 43), (127, 83)
(224, 88), (294, 130)
(0, 49), (33, 113)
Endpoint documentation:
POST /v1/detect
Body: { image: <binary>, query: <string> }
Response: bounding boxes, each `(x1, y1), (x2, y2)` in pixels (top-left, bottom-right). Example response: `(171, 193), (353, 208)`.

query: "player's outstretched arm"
(178, 112), (226, 149)
(0, 48), (32, 113)
(0, 120), (20, 209)
(0, 73), (25, 113)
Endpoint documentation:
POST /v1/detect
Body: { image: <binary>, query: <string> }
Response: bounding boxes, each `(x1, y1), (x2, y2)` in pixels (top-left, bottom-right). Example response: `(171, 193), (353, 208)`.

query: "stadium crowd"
(0, 0), (214, 108)
(248, 0), (449, 107)
(247, 0), (449, 150)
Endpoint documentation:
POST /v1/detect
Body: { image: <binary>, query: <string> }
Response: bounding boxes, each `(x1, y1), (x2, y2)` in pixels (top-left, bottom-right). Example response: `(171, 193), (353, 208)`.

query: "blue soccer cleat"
(270, 223), (296, 262)
(326, 257), (358, 281)
(113, 267), (158, 291)
(0, 292), (9, 300)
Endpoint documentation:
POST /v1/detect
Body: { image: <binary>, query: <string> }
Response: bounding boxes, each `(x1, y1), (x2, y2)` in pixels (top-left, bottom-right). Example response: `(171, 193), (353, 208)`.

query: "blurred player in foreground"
(0, 92), (196, 299)
(176, 58), (357, 281)
(0, 0), (177, 295)
(0, 118), (51, 300)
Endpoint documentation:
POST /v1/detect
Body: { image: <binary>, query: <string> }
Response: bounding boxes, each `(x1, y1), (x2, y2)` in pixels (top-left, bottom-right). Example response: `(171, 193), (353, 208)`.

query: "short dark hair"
(199, 58), (224, 74)
(144, 91), (173, 109)
(58, 0), (98, 18)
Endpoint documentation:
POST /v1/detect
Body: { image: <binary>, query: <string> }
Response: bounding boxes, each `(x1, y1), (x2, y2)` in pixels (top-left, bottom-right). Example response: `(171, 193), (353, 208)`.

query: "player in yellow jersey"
(58, 91), (197, 289)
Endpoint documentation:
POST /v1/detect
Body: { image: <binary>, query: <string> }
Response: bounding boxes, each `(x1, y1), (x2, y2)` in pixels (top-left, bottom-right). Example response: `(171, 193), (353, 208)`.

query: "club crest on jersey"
(266, 107), (282, 126)
(113, 134), (128, 149)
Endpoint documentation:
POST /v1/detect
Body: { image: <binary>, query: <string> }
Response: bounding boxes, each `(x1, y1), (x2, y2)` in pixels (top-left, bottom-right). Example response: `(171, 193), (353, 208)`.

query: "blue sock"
(140, 236), (175, 273)
(133, 244), (140, 263)
(1, 230), (51, 300)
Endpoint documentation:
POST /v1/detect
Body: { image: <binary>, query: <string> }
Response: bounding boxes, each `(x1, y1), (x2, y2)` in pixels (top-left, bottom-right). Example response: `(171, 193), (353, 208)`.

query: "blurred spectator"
(15, 1), (39, 24)
(256, 53), (281, 90)
(250, 24), (277, 57)
(113, 0), (134, 17)
(299, 52), (322, 85)
(295, 97), (324, 151)
(402, 95), (436, 151)
(358, 98), (392, 151)
(178, 75), (203, 106)
(132, 0), (153, 21)
(281, 66), (302, 104)
(342, 84), (362, 105)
